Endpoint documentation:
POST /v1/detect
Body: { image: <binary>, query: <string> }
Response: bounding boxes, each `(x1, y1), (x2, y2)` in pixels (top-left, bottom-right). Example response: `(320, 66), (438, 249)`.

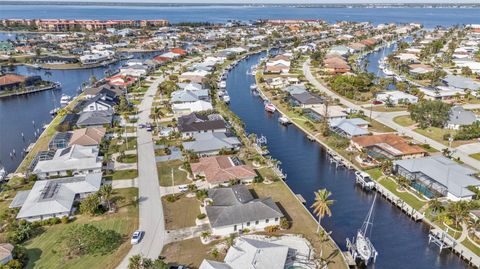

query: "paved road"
(302, 59), (480, 170)
(117, 76), (166, 268)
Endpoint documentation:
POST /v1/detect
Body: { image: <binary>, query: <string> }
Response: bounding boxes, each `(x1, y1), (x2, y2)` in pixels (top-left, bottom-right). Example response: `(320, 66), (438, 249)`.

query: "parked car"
(138, 123), (146, 129)
(131, 230), (144, 244)
(146, 124), (152, 131)
(178, 185), (189, 192)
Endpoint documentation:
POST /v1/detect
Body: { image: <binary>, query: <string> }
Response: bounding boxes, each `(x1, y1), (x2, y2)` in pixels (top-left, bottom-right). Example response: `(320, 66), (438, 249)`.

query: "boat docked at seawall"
(0, 165), (6, 181)
(355, 171), (375, 190)
(264, 102), (276, 113)
(60, 94), (72, 107)
(250, 83), (257, 90)
(278, 116), (291, 125)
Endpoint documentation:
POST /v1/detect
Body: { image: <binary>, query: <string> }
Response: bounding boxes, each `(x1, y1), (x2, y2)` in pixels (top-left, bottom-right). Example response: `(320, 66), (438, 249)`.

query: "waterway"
(1, 5), (480, 29)
(225, 51), (468, 268)
(0, 51), (158, 173)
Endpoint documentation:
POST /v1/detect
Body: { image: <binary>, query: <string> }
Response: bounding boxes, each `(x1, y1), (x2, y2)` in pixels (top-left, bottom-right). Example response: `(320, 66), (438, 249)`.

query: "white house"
(205, 185), (283, 236)
(172, 100), (213, 117)
(32, 145), (103, 179)
(10, 173), (102, 221)
(376, 91), (418, 105)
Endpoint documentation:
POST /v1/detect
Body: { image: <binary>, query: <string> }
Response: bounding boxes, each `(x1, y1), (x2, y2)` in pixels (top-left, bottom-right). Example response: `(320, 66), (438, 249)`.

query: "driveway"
(302, 59), (480, 170)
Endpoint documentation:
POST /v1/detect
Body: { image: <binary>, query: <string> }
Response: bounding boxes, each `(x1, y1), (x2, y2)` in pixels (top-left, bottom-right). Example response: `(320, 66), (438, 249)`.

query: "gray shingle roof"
(447, 106), (478, 126)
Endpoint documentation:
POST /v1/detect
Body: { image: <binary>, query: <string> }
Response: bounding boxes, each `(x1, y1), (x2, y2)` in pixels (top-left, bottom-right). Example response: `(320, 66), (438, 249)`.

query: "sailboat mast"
(361, 193), (377, 237)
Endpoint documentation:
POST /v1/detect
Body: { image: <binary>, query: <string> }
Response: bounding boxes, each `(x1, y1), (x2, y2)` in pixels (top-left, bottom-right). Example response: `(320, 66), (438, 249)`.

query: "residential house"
(329, 118), (370, 138)
(32, 145), (102, 179)
(282, 84), (308, 95)
(419, 86), (466, 102)
(69, 127), (106, 147)
(0, 74), (42, 92)
(393, 156), (480, 200)
(177, 113), (226, 138)
(289, 92), (323, 108)
(305, 105), (347, 122)
(84, 84), (124, 99)
(191, 156), (257, 187)
(179, 70), (209, 83)
(0, 243), (14, 265)
(76, 110), (114, 127)
(351, 134), (427, 160)
(76, 94), (116, 112)
(446, 106), (479, 130)
(10, 173), (102, 221)
(48, 132), (72, 150)
(183, 132), (241, 156)
(170, 88), (210, 104)
(204, 185), (283, 235)
(172, 100), (213, 117)
(376, 91), (418, 105)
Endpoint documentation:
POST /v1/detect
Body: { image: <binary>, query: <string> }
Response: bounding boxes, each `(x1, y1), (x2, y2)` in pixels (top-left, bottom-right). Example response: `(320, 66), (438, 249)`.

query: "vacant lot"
(25, 188), (138, 269)
(162, 195), (201, 230)
(157, 160), (191, 186)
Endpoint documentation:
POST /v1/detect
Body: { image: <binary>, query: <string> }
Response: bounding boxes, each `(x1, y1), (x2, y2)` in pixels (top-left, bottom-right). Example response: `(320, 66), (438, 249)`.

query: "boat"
(0, 165), (6, 181)
(355, 171), (375, 190)
(264, 103), (276, 113)
(60, 94), (71, 106)
(250, 84), (257, 90)
(50, 107), (61, 116)
(382, 68), (395, 76)
(278, 116), (291, 125)
(219, 81), (227, 89)
(347, 193), (378, 265)
(222, 94), (230, 104)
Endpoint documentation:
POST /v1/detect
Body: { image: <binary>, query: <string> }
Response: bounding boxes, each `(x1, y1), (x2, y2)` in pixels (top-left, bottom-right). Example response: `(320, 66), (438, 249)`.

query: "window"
(265, 219), (269, 223)
(246, 222), (250, 226)
(234, 225), (237, 231)
(275, 218), (279, 222)
(255, 220), (259, 225)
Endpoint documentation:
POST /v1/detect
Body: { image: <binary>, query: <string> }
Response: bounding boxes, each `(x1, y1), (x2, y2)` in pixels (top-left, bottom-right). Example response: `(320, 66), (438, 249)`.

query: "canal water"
(225, 52), (468, 269)
(0, 50), (158, 173)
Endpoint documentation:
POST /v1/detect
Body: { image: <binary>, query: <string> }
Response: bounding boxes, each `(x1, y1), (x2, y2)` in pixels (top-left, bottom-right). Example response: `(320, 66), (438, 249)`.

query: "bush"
(59, 224), (123, 257)
(280, 218), (290, 230)
(166, 195), (178, 203)
(61, 216), (69, 224)
(49, 217), (61, 225)
(197, 213), (206, 220)
(264, 225), (280, 233)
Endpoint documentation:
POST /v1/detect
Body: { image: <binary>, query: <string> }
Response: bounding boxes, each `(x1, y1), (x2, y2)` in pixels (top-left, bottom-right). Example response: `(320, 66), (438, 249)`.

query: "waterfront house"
(329, 45), (351, 56)
(177, 113), (227, 138)
(35, 55), (79, 65)
(323, 55), (351, 74)
(191, 156), (257, 187)
(10, 173), (102, 221)
(170, 88), (210, 104)
(289, 92), (323, 108)
(0, 41), (14, 54)
(68, 127), (106, 147)
(32, 145), (102, 179)
(446, 106), (479, 130)
(183, 132), (241, 156)
(0, 74), (42, 92)
(329, 118), (370, 138)
(77, 94), (116, 112)
(305, 105), (347, 122)
(442, 74), (480, 92)
(0, 243), (13, 265)
(76, 110), (114, 127)
(178, 70), (209, 84)
(351, 134), (427, 160)
(105, 75), (137, 87)
(282, 84), (308, 95)
(119, 64), (150, 77)
(48, 132), (73, 150)
(393, 156), (480, 200)
(419, 86), (466, 102)
(84, 84), (125, 99)
(172, 100), (213, 117)
(204, 185), (283, 235)
(375, 91), (418, 105)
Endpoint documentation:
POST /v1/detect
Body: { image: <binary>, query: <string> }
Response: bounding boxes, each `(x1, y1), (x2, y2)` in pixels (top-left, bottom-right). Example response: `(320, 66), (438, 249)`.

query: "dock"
(375, 184), (424, 221)
(428, 228), (480, 268)
(296, 194), (306, 204)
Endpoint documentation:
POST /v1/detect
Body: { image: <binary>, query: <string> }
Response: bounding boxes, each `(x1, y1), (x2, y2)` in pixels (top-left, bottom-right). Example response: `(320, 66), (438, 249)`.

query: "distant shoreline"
(1, 1), (480, 8)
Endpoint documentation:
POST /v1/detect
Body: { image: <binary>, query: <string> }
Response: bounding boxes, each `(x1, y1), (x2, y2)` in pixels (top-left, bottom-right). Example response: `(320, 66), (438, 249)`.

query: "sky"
(1, 0), (479, 4)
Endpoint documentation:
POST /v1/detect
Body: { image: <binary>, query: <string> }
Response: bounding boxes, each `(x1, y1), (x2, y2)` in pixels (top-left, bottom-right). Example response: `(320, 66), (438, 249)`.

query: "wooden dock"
(428, 228), (480, 268)
(375, 183), (424, 221)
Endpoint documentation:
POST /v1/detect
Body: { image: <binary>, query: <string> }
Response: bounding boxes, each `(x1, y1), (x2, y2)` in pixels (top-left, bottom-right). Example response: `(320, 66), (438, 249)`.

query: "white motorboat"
(355, 171), (375, 190)
(218, 81), (227, 89)
(278, 116), (291, 125)
(382, 68), (395, 76)
(222, 95), (230, 104)
(250, 84), (257, 90)
(264, 103), (276, 113)
(0, 165), (6, 181)
(60, 94), (71, 106)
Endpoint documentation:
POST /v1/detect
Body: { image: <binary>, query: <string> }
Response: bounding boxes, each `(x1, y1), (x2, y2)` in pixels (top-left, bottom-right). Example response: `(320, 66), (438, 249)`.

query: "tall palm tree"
(99, 184), (113, 211)
(428, 198), (444, 214)
(311, 189), (335, 233)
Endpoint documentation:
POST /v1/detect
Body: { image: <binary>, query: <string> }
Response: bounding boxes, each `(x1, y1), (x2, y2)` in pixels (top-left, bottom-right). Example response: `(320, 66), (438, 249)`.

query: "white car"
(131, 230), (144, 244)
(178, 185), (189, 192)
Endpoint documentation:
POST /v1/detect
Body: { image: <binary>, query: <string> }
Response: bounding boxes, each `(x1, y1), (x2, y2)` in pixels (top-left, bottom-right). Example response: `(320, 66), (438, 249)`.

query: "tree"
(99, 184), (113, 211)
(409, 100), (451, 129)
(447, 201), (471, 228)
(60, 224), (123, 257)
(461, 66), (473, 76)
(428, 198), (444, 214)
(79, 193), (101, 216)
(311, 189), (334, 233)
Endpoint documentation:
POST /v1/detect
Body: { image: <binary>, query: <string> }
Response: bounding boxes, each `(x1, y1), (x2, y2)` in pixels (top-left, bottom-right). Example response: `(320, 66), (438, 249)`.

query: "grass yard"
(366, 168), (383, 180)
(414, 127), (456, 147)
(469, 153), (480, 161)
(105, 169), (138, 180)
(393, 115), (416, 127)
(378, 177), (426, 210)
(161, 238), (223, 268)
(369, 105), (409, 112)
(157, 160), (191, 187)
(25, 188), (138, 269)
(162, 195), (200, 230)
(368, 118), (396, 133)
(462, 238), (480, 256)
(117, 154), (138, 163)
(250, 181), (347, 269)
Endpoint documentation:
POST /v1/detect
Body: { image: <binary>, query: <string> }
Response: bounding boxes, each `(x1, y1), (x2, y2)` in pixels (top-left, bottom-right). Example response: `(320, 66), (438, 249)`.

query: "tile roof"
(352, 134), (426, 156)
(191, 156), (256, 184)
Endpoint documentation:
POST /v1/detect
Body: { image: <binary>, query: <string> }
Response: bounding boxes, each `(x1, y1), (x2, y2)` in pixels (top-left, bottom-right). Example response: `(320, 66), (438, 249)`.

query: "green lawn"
(25, 188), (138, 269)
(105, 169), (138, 180)
(366, 168), (383, 180)
(462, 238), (480, 256)
(414, 127), (455, 147)
(469, 153), (480, 161)
(393, 115), (416, 127)
(157, 160), (191, 187)
(378, 178), (426, 210)
(117, 154), (138, 163)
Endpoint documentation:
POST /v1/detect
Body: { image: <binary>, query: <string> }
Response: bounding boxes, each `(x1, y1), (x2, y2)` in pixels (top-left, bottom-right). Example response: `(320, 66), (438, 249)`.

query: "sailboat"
(347, 193), (378, 265)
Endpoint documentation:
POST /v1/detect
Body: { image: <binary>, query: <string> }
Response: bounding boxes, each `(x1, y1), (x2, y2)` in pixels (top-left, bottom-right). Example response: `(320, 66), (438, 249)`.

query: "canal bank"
(0, 51), (158, 173)
(225, 51), (469, 268)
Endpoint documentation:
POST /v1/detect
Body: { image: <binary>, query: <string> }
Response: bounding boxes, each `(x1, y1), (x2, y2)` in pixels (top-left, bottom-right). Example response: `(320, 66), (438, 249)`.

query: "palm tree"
(311, 189), (335, 233)
(99, 184), (113, 211)
(428, 198), (444, 214)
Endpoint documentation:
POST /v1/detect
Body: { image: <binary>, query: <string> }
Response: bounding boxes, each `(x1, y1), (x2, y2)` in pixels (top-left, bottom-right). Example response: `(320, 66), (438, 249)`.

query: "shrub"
(280, 218), (290, 230)
(61, 216), (69, 224)
(264, 225), (280, 233)
(49, 217), (61, 225)
(197, 213), (206, 220)
(166, 195), (178, 203)
(59, 224), (123, 257)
